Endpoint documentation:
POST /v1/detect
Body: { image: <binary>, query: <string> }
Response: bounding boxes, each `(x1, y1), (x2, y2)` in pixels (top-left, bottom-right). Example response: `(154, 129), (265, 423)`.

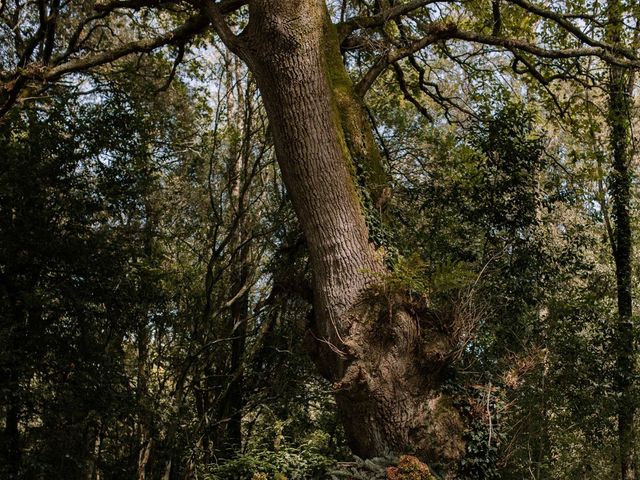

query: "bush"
(203, 445), (335, 480)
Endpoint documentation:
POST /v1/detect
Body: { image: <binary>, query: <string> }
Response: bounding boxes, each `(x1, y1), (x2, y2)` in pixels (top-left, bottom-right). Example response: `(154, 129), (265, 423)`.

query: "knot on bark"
(361, 280), (481, 370)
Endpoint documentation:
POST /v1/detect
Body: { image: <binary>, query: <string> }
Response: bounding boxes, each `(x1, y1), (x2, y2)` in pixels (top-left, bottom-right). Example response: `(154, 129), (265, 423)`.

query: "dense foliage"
(2, 0), (640, 479)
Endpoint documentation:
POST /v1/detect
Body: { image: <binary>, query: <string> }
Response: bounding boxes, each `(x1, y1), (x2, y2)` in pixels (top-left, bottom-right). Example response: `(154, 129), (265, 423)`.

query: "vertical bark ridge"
(243, 0), (382, 348)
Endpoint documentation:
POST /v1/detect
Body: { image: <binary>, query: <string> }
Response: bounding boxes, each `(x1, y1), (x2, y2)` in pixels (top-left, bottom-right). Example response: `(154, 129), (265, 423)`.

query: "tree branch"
(337, 0), (440, 40)
(355, 21), (640, 95)
(355, 23), (452, 95)
(43, 13), (209, 80)
(448, 27), (638, 66)
(506, 0), (636, 60)
(0, 13), (210, 118)
(391, 61), (433, 121)
(191, 0), (248, 56)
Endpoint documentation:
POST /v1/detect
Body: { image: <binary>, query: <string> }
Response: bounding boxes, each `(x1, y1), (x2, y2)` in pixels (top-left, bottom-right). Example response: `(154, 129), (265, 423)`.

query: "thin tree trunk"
(609, 62), (636, 479)
(607, 1), (636, 478)
(136, 322), (150, 480)
(82, 425), (102, 480)
(224, 0), (465, 464)
(226, 234), (248, 453)
(222, 53), (250, 455)
(3, 293), (27, 478)
(137, 200), (156, 479)
(4, 400), (20, 478)
(137, 438), (152, 480)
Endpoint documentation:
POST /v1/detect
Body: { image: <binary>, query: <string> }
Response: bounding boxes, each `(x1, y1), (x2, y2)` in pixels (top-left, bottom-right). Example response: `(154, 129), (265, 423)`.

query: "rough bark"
(224, 0), (465, 465)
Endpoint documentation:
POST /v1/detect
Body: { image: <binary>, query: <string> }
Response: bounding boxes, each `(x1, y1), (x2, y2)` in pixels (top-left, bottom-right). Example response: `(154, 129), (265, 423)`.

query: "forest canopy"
(1, 0), (640, 479)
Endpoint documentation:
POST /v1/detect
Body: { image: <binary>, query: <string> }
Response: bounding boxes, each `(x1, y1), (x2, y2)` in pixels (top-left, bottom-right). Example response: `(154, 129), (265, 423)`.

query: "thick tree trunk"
(231, 0), (465, 465)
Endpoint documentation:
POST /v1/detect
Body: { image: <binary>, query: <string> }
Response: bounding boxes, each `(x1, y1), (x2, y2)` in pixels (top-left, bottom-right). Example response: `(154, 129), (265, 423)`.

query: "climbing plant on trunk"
(606, 1), (637, 478)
